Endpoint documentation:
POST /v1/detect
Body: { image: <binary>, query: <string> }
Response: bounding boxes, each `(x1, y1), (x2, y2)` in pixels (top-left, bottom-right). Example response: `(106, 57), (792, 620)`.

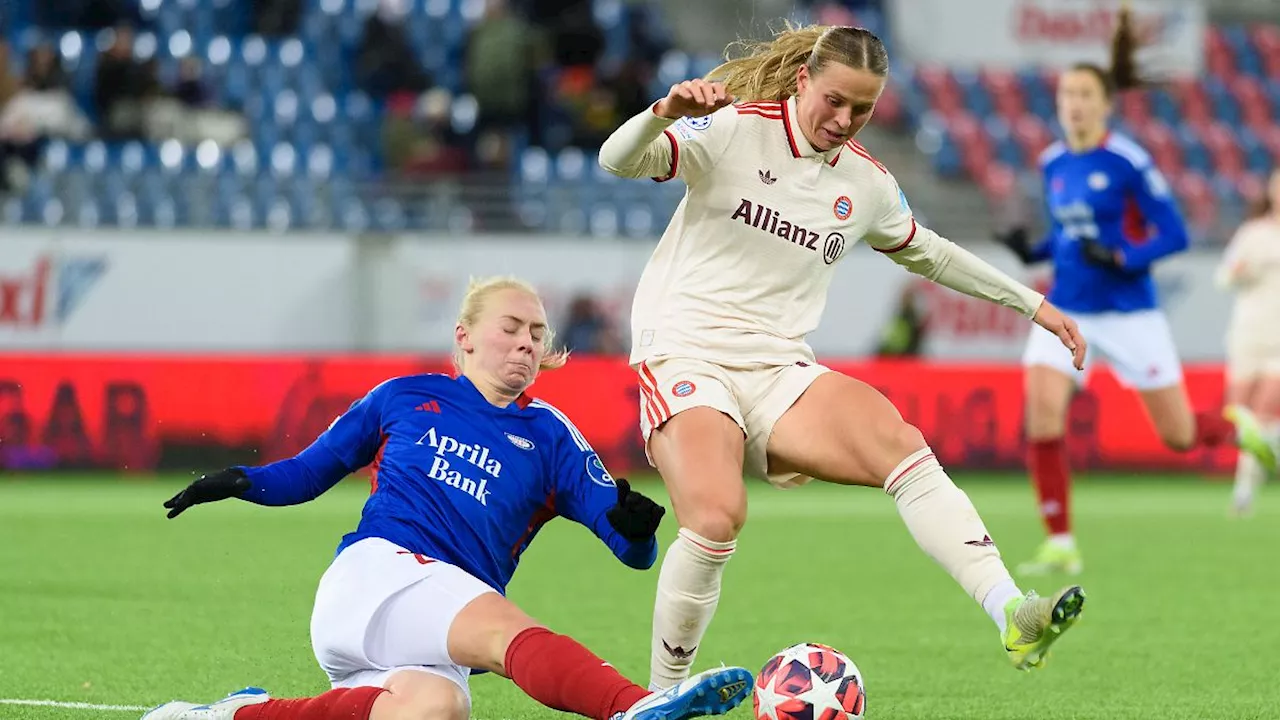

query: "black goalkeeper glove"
(994, 227), (1036, 265)
(1079, 236), (1127, 272)
(164, 468), (252, 519)
(606, 477), (666, 541)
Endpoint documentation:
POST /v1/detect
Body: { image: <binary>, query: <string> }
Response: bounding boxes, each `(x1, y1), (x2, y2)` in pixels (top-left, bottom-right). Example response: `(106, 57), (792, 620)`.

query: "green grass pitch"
(2, 473), (1278, 719)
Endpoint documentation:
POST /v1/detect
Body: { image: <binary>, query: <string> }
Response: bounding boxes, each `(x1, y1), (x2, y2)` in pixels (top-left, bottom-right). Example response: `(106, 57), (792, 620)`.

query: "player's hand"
(606, 477), (666, 541)
(655, 79), (734, 120)
(994, 227), (1035, 264)
(1033, 302), (1087, 371)
(163, 468), (251, 519)
(1079, 237), (1126, 271)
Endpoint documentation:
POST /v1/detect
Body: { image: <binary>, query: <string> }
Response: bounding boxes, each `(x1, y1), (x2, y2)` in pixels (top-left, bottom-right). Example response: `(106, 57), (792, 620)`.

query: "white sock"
(1233, 450), (1264, 506)
(1048, 533), (1076, 550)
(885, 448), (1020, 629)
(649, 528), (735, 690)
(982, 579), (1023, 634)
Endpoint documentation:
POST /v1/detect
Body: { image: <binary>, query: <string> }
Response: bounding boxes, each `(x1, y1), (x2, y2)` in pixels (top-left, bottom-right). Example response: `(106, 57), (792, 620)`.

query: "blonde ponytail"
(707, 22), (889, 103)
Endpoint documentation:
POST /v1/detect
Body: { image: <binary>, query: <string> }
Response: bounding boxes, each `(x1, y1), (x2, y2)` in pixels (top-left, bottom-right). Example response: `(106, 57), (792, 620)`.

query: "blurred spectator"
(356, 0), (433, 98)
(173, 57), (209, 108)
(876, 287), (927, 357)
(33, 0), (139, 30)
(561, 294), (625, 354)
(94, 25), (161, 140)
(464, 0), (546, 136)
(384, 88), (471, 178)
(0, 42), (92, 194)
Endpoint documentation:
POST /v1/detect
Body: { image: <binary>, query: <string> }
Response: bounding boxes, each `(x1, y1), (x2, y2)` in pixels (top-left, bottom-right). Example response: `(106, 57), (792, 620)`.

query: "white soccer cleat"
(616, 666), (753, 720)
(141, 687), (269, 720)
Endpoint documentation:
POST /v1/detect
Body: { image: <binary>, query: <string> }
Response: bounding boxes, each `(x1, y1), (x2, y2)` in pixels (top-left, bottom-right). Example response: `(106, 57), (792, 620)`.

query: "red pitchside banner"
(0, 354), (1235, 475)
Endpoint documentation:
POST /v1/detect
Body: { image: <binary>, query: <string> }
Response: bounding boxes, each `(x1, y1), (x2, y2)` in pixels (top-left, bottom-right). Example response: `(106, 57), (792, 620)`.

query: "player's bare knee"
(375, 680), (469, 720)
(873, 421), (928, 481)
(682, 507), (743, 544)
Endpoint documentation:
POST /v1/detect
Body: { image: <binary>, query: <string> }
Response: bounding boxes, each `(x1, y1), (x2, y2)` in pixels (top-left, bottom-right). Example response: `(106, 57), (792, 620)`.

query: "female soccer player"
(1218, 169), (1280, 516)
(598, 23), (1089, 691)
(997, 8), (1276, 575)
(144, 277), (753, 720)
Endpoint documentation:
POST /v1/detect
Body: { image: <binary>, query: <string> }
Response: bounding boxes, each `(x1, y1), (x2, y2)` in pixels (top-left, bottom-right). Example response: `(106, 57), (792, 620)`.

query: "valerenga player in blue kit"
(997, 7), (1278, 576)
(143, 276), (753, 720)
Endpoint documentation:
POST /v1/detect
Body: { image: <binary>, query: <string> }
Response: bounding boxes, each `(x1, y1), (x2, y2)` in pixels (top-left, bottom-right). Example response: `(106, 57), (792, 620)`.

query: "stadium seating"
(1, 1), (1276, 241)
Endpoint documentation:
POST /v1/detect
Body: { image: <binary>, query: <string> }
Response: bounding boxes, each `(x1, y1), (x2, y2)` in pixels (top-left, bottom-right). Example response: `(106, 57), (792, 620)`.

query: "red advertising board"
(0, 354), (1234, 475)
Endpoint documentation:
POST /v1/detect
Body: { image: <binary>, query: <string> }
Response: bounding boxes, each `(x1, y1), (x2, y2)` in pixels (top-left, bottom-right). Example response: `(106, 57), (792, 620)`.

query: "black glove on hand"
(605, 477), (666, 541)
(164, 468), (252, 519)
(1079, 237), (1126, 271)
(995, 227), (1035, 264)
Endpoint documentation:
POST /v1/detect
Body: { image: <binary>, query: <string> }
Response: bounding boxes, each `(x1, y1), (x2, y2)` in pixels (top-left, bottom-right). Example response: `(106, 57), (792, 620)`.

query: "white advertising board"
(887, 0), (1205, 76)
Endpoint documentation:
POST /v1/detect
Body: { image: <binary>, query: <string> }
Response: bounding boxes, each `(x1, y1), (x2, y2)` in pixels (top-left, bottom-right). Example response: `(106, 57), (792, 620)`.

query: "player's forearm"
(237, 441), (351, 506)
(1122, 215), (1189, 270)
(598, 103), (677, 179)
(886, 226), (1044, 318)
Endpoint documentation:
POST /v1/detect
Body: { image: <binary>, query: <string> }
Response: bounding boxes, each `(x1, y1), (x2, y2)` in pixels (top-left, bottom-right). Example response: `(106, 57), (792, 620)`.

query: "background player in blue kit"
(143, 276), (753, 720)
(998, 8), (1278, 577)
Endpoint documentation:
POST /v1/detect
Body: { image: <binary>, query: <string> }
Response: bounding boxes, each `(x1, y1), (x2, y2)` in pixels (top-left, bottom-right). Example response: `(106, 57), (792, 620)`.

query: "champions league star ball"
(753, 643), (866, 720)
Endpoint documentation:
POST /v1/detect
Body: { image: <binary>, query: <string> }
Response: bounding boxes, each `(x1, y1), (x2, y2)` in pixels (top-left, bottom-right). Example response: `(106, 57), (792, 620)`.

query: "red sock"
(1028, 438), (1071, 535)
(1194, 409), (1235, 448)
(234, 687), (385, 720)
(504, 627), (650, 720)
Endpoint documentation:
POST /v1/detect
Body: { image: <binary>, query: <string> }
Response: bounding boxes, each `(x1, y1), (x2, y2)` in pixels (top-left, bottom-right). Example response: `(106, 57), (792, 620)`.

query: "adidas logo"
(758, 169), (777, 185)
(965, 534), (996, 547)
(662, 640), (697, 659)
(415, 400), (441, 413)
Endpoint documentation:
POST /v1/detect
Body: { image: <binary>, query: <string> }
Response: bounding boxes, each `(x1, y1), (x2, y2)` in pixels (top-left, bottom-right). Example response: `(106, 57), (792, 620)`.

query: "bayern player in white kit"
(598, 24), (1090, 690)
(1218, 169), (1280, 515)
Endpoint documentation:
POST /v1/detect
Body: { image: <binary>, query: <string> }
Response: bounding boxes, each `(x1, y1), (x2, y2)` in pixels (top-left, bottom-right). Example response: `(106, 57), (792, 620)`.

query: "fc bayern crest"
(833, 196), (853, 221)
(672, 380), (697, 397)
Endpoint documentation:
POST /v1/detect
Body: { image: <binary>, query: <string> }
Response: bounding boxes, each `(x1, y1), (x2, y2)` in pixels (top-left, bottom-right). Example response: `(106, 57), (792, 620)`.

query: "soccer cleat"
(141, 687), (269, 720)
(617, 666), (753, 720)
(1016, 541), (1083, 576)
(1225, 405), (1277, 475)
(1002, 585), (1086, 671)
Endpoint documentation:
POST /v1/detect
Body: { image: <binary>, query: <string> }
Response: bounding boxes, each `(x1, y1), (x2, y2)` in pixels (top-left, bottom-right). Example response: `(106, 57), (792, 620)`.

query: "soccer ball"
(753, 643), (866, 720)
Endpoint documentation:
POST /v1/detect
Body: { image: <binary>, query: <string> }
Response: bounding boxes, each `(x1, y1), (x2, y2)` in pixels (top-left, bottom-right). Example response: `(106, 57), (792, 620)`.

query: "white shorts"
(635, 355), (831, 488)
(1226, 345), (1280, 384)
(1023, 309), (1183, 390)
(309, 537), (497, 701)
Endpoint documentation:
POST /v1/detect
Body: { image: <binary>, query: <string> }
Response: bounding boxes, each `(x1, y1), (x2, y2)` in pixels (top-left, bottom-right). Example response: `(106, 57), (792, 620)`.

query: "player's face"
(795, 62), (884, 151)
(1056, 69), (1111, 138)
(460, 288), (548, 392)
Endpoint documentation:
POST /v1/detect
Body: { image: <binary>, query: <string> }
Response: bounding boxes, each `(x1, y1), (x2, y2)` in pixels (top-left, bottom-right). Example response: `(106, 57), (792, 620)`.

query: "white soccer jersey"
(628, 96), (918, 366)
(1221, 217), (1280, 352)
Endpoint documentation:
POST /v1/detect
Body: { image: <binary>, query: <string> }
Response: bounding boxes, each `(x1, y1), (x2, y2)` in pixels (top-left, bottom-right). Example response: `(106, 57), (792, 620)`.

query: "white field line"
(0, 698), (151, 712)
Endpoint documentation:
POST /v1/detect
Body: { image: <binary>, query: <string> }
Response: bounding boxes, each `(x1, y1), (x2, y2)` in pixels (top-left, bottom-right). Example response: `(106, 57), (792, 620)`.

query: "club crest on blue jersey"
(505, 432), (534, 451)
(586, 453), (615, 487)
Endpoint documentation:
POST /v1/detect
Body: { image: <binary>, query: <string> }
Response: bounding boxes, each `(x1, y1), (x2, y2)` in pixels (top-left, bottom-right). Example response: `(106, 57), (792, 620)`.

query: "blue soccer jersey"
(1029, 133), (1189, 314)
(235, 373), (656, 592)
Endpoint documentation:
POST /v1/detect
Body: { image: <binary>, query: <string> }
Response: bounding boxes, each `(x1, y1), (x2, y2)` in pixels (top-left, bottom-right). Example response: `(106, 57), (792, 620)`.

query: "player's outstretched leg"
(141, 688), (270, 719)
(504, 626), (751, 720)
(619, 667), (753, 720)
(142, 686), (389, 720)
(1002, 585), (1087, 671)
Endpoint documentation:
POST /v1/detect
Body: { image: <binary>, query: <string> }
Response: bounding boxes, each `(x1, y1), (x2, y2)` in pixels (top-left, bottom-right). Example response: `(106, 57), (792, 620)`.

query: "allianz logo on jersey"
(730, 198), (846, 265)
(415, 426), (501, 506)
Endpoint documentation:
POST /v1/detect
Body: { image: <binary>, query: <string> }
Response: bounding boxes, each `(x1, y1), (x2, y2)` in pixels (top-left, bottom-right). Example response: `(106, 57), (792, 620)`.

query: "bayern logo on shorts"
(672, 380), (697, 397)
(833, 195), (853, 221)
